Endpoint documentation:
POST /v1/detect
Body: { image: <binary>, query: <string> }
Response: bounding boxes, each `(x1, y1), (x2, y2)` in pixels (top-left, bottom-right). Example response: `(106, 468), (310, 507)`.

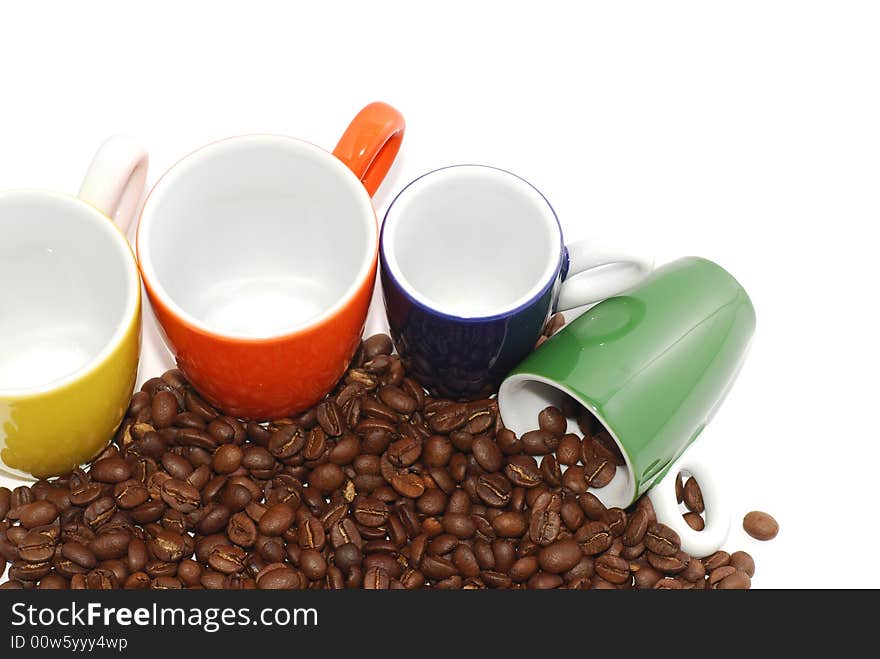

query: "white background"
(2, 0), (879, 588)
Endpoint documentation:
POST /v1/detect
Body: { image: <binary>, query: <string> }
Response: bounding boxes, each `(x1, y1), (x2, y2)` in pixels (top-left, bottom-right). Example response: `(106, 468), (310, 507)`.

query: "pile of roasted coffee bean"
(0, 328), (766, 590)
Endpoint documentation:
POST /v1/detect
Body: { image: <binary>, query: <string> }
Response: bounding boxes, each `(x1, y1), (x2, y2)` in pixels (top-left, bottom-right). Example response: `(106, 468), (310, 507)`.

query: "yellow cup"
(0, 136), (148, 479)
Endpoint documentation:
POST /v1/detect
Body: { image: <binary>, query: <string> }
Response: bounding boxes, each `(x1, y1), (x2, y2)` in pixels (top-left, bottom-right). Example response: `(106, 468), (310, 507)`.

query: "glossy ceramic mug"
(380, 165), (653, 399)
(0, 136), (147, 479)
(498, 257), (756, 556)
(137, 102), (405, 420)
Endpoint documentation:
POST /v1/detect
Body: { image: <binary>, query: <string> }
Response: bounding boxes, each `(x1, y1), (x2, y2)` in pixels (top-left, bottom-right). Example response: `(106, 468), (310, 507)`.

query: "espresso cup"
(380, 165), (653, 399)
(0, 136), (147, 479)
(137, 102), (405, 420)
(498, 257), (756, 556)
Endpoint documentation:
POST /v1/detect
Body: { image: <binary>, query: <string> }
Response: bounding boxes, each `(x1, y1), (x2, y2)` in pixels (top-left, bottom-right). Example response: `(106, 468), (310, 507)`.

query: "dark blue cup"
(379, 165), (652, 399)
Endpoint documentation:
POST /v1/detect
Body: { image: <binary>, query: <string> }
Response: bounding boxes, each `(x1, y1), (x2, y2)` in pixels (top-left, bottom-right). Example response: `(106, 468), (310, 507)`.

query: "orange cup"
(136, 103), (405, 419)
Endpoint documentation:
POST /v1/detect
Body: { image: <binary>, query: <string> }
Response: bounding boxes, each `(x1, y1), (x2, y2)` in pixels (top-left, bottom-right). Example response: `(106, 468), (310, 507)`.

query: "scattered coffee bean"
(743, 511), (778, 540)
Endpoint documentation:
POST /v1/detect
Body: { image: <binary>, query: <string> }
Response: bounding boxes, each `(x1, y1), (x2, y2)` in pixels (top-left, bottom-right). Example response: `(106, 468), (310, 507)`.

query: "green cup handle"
(647, 440), (731, 558)
(557, 238), (653, 310)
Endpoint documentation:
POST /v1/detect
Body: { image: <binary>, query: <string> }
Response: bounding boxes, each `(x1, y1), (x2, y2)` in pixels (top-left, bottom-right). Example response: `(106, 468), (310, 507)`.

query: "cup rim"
(498, 371), (637, 508)
(0, 189), (141, 398)
(380, 164), (565, 323)
(136, 134), (378, 343)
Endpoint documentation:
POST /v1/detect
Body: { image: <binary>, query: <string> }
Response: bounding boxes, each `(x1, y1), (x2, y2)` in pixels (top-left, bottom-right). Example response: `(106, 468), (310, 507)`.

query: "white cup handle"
(556, 238), (653, 311)
(78, 135), (149, 234)
(647, 439), (730, 558)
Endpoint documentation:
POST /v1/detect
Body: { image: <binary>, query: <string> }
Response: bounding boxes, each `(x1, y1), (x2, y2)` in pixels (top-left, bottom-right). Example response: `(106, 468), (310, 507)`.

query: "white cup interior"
(0, 192), (138, 392)
(138, 136), (376, 338)
(382, 166), (561, 318)
(498, 373), (636, 508)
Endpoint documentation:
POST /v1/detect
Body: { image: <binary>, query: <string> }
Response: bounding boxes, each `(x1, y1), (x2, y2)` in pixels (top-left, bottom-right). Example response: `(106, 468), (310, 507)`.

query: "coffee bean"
(529, 507), (562, 546)
(584, 455), (616, 488)
(595, 554), (631, 584)
(538, 406), (567, 436)
(647, 550), (690, 574)
(623, 508), (648, 546)
(538, 539), (582, 574)
(18, 530), (56, 562)
(577, 493), (606, 521)
(311, 464), (345, 495)
(492, 511), (527, 538)
(62, 542), (97, 569)
(743, 511), (778, 540)
(90, 458), (132, 484)
(363, 334), (393, 359)
(555, 434), (581, 466)
(259, 503), (295, 537)
(257, 564), (302, 589)
(15, 500), (59, 529)
(208, 544), (246, 574)
(160, 479), (200, 513)
(317, 401), (345, 436)
(703, 551), (730, 571)
(683, 512), (705, 531)
(475, 473), (512, 508)
(683, 476), (704, 513)
(0, 488), (10, 521)
(151, 390), (179, 428)
(716, 569), (751, 590)
(576, 521), (613, 555)
(472, 435), (503, 472)
(644, 523), (680, 557)
(729, 551), (755, 577)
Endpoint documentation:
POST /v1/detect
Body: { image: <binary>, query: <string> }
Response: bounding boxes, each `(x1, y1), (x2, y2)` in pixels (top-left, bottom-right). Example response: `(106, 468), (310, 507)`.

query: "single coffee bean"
(577, 493), (606, 521)
(555, 434), (581, 466)
(602, 508), (627, 537)
(15, 500), (59, 529)
(257, 564), (302, 589)
(160, 479), (201, 513)
(647, 550), (690, 574)
(428, 403), (469, 434)
(90, 458), (132, 484)
(584, 455), (616, 488)
(62, 542), (97, 569)
(716, 569), (751, 590)
(442, 513), (476, 539)
(709, 565), (738, 586)
(595, 554), (631, 584)
(683, 512), (705, 531)
(743, 511), (778, 540)
(18, 530), (56, 562)
(475, 473), (512, 508)
(353, 496), (389, 527)
(316, 401), (345, 436)
(310, 463), (345, 495)
(149, 531), (188, 563)
(90, 532), (131, 561)
(259, 503), (296, 537)
(703, 550), (730, 571)
(529, 507), (561, 546)
(151, 390), (179, 428)
(623, 508), (649, 546)
(538, 539), (582, 574)
(644, 523), (680, 557)
(683, 476), (704, 513)
(576, 521), (613, 555)
(521, 430), (557, 455)
(729, 551), (755, 577)
(208, 544), (246, 574)
(0, 487), (10, 521)
(492, 511), (527, 538)
(112, 480), (148, 510)
(472, 436), (503, 473)
(363, 334), (393, 359)
(161, 453), (193, 480)
(537, 406), (567, 436)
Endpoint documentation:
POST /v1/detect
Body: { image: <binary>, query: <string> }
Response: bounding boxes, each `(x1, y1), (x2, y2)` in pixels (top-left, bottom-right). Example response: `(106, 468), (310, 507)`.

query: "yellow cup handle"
(78, 135), (149, 233)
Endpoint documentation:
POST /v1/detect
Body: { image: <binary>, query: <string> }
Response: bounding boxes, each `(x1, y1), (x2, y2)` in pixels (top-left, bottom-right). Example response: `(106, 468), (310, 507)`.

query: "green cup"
(498, 257), (755, 556)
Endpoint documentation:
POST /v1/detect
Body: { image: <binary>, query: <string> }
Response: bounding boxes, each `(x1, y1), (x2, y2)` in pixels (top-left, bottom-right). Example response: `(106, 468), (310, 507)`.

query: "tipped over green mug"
(498, 257), (756, 556)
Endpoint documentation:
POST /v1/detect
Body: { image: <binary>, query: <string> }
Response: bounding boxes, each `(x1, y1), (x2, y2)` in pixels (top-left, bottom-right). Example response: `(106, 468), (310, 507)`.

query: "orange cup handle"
(333, 102), (405, 197)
